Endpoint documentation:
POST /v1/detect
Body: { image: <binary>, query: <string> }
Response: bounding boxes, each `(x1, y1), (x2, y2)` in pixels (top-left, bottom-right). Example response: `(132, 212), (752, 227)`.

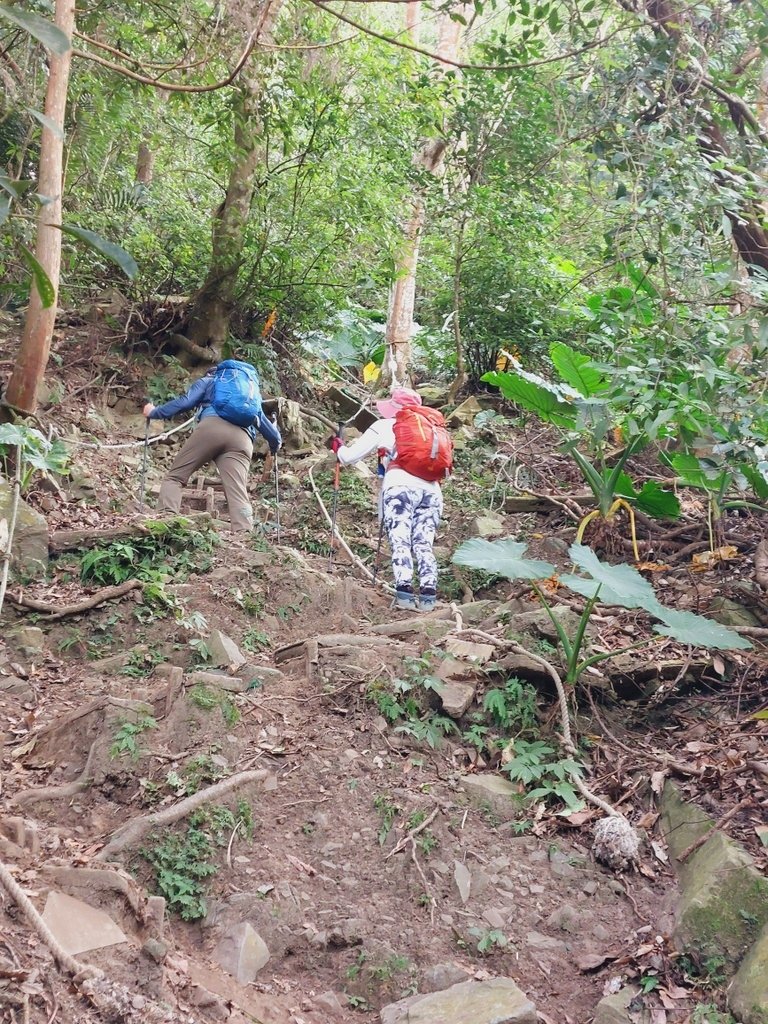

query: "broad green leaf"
(634, 481), (681, 519)
(0, 193), (10, 226)
(19, 245), (55, 308)
(452, 538), (555, 581)
(549, 342), (608, 397)
(26, 107), (64, 140)
(624, 260), (660, 299)
(614, 471), (637, 499)
(0, 5), (70, 54)
(59, 225), (138, 279)
(565, 543), (663, 612)
(750, 709), (768, 720)
(739, 464), (768, 501)
(482, 371), (575, 428)
(671, 454), (729, 494)
(653, 608), (752, 650)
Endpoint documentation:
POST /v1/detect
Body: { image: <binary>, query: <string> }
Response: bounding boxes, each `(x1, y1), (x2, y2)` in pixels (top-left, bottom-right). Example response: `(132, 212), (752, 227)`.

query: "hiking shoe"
(418, 590), (437, 613)
(393, 588), (418, 611)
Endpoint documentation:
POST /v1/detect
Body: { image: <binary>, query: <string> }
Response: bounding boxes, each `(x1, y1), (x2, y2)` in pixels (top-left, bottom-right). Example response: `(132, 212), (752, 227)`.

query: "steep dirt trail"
(1, 524), (679, 1024)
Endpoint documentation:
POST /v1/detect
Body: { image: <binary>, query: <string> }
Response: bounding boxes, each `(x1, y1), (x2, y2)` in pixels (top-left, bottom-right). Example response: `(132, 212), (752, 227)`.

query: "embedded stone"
(41, 890), (128, 955)
(207, 629), (247, 669)
(729, 921), (768, 1024)
(0, 483), (48, 576)
(380, 977), (535, 1024)
(213, 922), (270, 984)
(458, 774), (519, 822)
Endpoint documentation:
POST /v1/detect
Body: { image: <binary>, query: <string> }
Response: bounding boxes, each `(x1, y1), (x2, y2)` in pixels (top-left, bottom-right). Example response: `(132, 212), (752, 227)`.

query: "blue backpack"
(210, 359), (262, 428)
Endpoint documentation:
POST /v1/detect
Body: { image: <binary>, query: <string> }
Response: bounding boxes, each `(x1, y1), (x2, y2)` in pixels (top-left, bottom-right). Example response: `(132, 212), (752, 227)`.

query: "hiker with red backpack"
(329, 387), (453, 611)
(142, 359), (282, 532)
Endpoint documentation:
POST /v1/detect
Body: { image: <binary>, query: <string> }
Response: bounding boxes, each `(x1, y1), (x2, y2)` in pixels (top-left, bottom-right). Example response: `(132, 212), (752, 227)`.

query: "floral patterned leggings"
(381, 487), (443, 591)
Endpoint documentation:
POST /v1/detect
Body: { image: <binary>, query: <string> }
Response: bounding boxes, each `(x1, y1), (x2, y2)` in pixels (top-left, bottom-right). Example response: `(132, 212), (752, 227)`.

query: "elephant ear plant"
(451, 538), (751, 869)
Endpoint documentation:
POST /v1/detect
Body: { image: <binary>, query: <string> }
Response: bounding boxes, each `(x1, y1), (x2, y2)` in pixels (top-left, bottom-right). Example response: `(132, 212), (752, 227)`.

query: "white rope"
(57, 417), (195, 450)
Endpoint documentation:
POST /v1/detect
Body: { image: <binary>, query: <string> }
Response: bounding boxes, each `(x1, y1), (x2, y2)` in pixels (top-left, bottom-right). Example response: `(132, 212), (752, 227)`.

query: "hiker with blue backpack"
(142, 359), (281, 532)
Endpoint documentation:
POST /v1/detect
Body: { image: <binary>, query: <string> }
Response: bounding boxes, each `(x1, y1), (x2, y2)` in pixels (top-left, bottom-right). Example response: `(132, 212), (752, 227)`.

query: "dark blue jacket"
(149, 371), (282, 453)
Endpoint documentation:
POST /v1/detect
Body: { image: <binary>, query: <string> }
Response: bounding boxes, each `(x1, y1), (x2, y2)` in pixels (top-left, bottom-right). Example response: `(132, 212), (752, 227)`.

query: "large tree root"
(95, 769), (269, 861)
(12, 739), (98, 808)
(8, 579), (142, 621)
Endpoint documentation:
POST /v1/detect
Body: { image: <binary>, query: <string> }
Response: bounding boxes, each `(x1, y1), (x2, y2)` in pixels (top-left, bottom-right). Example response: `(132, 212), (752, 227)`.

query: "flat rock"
(453, 860), (472, 904)
(508, 606), (581, 644)
(0, 675), (33, 700)
(458, 774), (519, 822)
(473, 514), (506, 539)
(592, 986), (644, 1024)
(208, 629), (247, 669)
(546, 904), (580, 933)
(436, 680), (476, 718)
(380, 977), (535, 1024)
(661, 784), (768, 965)
(0, 483), (48, 576)
(525, 930), (567, 953)
(420, 962), (471, 993)
(14, 625), (44, 655)
(444, 637), (495, 664)
(42, 890), (128, 955)
(729, 921), (768, 1024)
(213, 922), (270, 984)
(446, 396), (489, 428)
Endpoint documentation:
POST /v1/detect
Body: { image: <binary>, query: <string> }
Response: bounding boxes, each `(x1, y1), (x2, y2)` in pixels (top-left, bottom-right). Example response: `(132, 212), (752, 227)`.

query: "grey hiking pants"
(158, 415), (254, 532)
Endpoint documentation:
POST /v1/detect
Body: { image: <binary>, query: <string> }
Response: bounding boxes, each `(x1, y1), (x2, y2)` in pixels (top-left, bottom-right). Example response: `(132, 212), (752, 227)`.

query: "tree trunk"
(382, 5), (468, 387)
(185, 0), (283, 357)
(5, 0), (75, 415)
(135, 141), (154, 185)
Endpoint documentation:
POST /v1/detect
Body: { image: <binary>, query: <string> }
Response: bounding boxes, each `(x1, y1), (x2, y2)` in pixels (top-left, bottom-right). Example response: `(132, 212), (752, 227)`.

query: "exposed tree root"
(8, 579), (142, 621)
(95, 769), (269, 861)
(12, 739), (98, 808)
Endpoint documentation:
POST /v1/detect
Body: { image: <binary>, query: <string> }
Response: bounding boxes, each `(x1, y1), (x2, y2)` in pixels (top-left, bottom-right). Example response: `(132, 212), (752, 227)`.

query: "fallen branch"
(306, 458), (394, 592)
(386, 807), (439, 858)
(8, 579), (142, 621)
(95, 769), (269, 861)
(677, 797), (755, 863)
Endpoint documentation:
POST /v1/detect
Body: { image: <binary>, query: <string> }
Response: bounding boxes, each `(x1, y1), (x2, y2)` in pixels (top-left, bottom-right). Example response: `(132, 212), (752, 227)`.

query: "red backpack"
(390, 407), (453, 482)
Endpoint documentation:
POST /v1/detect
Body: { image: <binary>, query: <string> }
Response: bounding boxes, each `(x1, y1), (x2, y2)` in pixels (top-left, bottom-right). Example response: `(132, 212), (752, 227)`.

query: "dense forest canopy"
(1, 0), (767, 418)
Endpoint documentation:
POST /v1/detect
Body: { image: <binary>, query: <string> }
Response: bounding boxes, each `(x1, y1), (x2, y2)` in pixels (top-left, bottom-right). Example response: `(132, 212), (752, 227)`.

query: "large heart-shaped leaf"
(739, 463), (768, 501)
(452, 539), (555, 581)
(563, 543), (663, 612)
(0, 5), (70, 53)
(635, 481), (681, 519)
(653, 608), (752, 650)
(549, 342), (608, 397)
(482, 371), (575, 428)
(59, 225), (138, 279)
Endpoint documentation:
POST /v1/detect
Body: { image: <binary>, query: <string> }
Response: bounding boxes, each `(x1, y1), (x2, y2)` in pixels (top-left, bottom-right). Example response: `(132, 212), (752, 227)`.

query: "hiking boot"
(418, 589), (436, 613)
(393, 588), (418, 611)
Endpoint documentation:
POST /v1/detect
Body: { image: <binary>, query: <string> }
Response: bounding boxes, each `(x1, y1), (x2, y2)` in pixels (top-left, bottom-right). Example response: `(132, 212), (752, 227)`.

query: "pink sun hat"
(376, 386), (423, 419)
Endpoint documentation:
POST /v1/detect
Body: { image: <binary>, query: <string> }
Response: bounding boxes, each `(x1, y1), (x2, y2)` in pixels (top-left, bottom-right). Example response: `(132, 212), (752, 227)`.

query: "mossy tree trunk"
(185, 0), (283, 357)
